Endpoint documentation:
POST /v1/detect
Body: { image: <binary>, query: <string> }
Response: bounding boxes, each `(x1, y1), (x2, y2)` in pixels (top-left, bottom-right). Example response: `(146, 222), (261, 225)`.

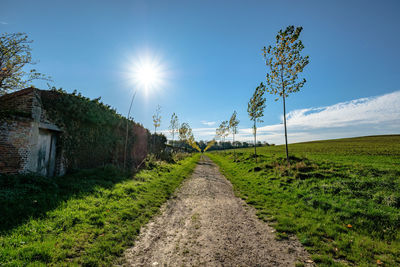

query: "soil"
(122, 156), (313, 266)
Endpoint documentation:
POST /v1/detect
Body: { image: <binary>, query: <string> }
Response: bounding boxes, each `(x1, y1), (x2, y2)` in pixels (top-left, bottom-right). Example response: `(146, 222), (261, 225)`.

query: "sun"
(126, 51), (167, 94)
(135, 60), (161, 89)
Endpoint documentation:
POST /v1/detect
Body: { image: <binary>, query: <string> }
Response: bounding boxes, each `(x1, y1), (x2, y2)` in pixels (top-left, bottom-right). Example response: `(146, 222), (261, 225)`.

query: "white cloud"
(283, 93), (399, 129)
(161, 91), (400, 144)
(201, 120), (216, 126)
(0, 21), (8, 25)
(239, 90), (400, 144)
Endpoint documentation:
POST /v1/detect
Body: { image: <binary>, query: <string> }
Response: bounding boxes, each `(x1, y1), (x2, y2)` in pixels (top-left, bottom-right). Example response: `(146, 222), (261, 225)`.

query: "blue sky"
(2, 0), (400, 144)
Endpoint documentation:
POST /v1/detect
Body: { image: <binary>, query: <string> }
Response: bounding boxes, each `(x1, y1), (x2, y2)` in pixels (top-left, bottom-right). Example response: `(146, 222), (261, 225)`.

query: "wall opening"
(37, 129), (57, 177)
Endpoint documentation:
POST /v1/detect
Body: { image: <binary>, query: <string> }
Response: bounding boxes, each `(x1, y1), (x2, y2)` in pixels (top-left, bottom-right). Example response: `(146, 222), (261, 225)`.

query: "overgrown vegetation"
(0, 154), (199, 266)
(41, 88), (166, 170)
(208, 135), (400, 266)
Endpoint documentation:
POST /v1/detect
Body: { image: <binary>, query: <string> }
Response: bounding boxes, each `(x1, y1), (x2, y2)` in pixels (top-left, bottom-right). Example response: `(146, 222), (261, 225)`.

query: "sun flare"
(126, 51), (167, 94)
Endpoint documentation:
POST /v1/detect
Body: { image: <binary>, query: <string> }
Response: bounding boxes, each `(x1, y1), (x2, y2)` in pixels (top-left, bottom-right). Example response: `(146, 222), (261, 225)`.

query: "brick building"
(0, 87), (65, 176)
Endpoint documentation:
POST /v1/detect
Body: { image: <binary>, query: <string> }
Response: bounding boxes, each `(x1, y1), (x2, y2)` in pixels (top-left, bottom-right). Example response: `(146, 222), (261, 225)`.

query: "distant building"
(0, 87), (65, 176)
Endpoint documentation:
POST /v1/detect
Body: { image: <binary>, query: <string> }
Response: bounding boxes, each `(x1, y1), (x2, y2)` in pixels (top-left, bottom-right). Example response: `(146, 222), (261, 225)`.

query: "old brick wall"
(0, 88), (35, 174)
(0, 88), (36, 115)
(0, 119), (34, 174)
(1, 87), (154, 176)
(0, 87), (65, 176)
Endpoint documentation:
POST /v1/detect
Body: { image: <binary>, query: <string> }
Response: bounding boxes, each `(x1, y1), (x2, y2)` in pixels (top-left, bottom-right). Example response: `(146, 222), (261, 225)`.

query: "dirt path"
(122, 156), (313, 266)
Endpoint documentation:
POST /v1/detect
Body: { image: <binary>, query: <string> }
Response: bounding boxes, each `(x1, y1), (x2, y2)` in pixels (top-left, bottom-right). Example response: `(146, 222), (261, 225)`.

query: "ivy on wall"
(40, 88), (165, 171)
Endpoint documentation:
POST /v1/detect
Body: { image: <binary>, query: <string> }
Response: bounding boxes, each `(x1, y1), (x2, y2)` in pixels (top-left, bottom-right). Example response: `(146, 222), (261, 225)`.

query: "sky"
(2, 0), (400, 144)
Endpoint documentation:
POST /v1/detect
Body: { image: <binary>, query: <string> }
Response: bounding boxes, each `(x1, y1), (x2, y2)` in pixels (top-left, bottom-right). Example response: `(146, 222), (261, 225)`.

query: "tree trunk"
(254, 121), (257, 163)
(283, 93), (289, 164)
(153, 126), (157, 152)
(280, 65), (289, 165)
(233, 133), (236, 161)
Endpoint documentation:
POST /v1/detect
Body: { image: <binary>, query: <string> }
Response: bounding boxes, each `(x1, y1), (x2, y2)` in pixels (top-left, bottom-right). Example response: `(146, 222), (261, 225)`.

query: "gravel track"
(122, 155), (313, 266)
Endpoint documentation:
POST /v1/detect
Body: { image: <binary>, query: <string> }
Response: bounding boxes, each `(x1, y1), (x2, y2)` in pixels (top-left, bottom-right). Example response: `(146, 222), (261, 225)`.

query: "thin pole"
(123, 90), (137, 169)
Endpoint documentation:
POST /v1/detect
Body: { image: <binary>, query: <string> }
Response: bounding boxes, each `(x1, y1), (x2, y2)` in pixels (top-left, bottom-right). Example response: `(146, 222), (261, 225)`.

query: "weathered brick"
(0, 88), (65, 176)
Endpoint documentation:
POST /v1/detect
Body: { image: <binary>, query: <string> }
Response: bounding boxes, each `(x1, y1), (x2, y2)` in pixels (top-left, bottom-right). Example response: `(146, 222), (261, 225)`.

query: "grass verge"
(208, 136), (400, 266)
(0, 153), (199, 266)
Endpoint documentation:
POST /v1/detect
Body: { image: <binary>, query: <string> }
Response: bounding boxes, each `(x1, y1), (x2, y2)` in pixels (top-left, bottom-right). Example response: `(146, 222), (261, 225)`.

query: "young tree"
(221, 120), (229, 143)
(215, 124), (223, 146)
(263, 25), (309, 163)
(0, 32), (50, 95)
(216, 121), (228, 149)
(229, 111), (240, 159)
(247, 83), (266, 162)
(179, 122), (192, 142)
(152, 105), (161, 133)
(169, 112), (179, 146)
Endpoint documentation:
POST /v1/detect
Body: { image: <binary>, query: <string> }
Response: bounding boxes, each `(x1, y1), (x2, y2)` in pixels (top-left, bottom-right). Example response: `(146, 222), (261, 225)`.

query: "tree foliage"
(177, 122), (201, 152)
(229, 111), (239, 139)
(216, 120), (229, 142)
(178, 122), (192, 142)
(169, 112), (179, 144)
(263, 25), (309, 162)
(0, 33), (50, 95)
(152, 105), (161, 133)
(247, 83), (266, 124)
(202, 140), (267, 152)
(215, 125), (222, 141)
(263, 25), (309, 98)
(229, 110), (240, 159)
(247, 83), (266, 161)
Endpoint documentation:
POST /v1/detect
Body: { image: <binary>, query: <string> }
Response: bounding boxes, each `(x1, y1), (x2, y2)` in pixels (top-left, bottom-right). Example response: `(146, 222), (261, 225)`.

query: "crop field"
(208, 135), (400, 266)
(0, 154), (199, 266)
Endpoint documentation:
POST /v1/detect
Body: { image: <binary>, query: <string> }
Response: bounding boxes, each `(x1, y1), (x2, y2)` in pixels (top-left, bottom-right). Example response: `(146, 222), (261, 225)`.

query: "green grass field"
(0, 154), (199, 266)
(208, 135), (400, 266)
